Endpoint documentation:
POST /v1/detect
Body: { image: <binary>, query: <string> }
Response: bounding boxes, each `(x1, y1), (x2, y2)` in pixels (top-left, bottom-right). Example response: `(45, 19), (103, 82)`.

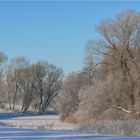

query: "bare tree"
(7, 57), (29, 110)
(32, 61), (48, 111)
(0, 52), (7, 108)
(19, 61), (63, 114)
(83, 42), (96, 82)
(83, 10), (140, 118)
(20, 65), (35, 112)
(59, 71), (92, 121)
(4, 65), (14, 109)
(78, 73), (130, 121)
(38, 63), (63, 114)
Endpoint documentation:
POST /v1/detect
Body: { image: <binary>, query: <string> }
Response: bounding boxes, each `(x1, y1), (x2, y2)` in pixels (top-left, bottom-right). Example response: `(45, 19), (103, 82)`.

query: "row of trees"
(0, 56), (63, 114)
(59, 9), (140, 122)
(1, 9), (140, 122)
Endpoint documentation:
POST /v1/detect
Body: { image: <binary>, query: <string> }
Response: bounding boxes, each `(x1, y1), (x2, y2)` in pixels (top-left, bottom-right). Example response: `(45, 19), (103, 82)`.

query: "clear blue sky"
(0, 1), (140, 74)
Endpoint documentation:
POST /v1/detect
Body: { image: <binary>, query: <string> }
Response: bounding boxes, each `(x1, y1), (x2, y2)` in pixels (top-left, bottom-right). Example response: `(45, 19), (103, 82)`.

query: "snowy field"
(0, 110), (76, 130)
(0, 110), (140, 140)
(1, 127), (140, 140)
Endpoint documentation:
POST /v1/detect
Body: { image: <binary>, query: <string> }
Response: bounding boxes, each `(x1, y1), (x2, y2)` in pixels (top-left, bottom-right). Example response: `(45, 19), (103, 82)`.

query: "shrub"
(78, 120), (140, 136)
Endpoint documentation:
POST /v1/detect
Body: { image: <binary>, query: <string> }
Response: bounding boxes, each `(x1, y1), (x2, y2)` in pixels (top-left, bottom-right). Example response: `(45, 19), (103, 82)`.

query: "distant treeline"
(0, 54), (63, 114)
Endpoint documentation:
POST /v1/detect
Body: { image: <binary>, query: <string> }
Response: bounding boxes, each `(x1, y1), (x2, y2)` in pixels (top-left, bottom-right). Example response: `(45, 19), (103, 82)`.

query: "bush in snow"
(78, 120), (140, 136)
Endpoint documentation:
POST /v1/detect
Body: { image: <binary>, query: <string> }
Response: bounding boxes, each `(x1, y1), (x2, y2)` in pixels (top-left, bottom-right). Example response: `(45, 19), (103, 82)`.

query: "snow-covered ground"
(0, 110), (76, 130)
(1, 127), (140, 140)
(0, 110), (140, 139)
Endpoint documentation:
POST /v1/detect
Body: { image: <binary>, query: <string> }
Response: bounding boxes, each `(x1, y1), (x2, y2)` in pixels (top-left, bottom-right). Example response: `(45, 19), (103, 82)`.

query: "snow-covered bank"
(0, 110), (77, 130)
(0, 127), (140, 140)
(1, 111), (140, 139)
